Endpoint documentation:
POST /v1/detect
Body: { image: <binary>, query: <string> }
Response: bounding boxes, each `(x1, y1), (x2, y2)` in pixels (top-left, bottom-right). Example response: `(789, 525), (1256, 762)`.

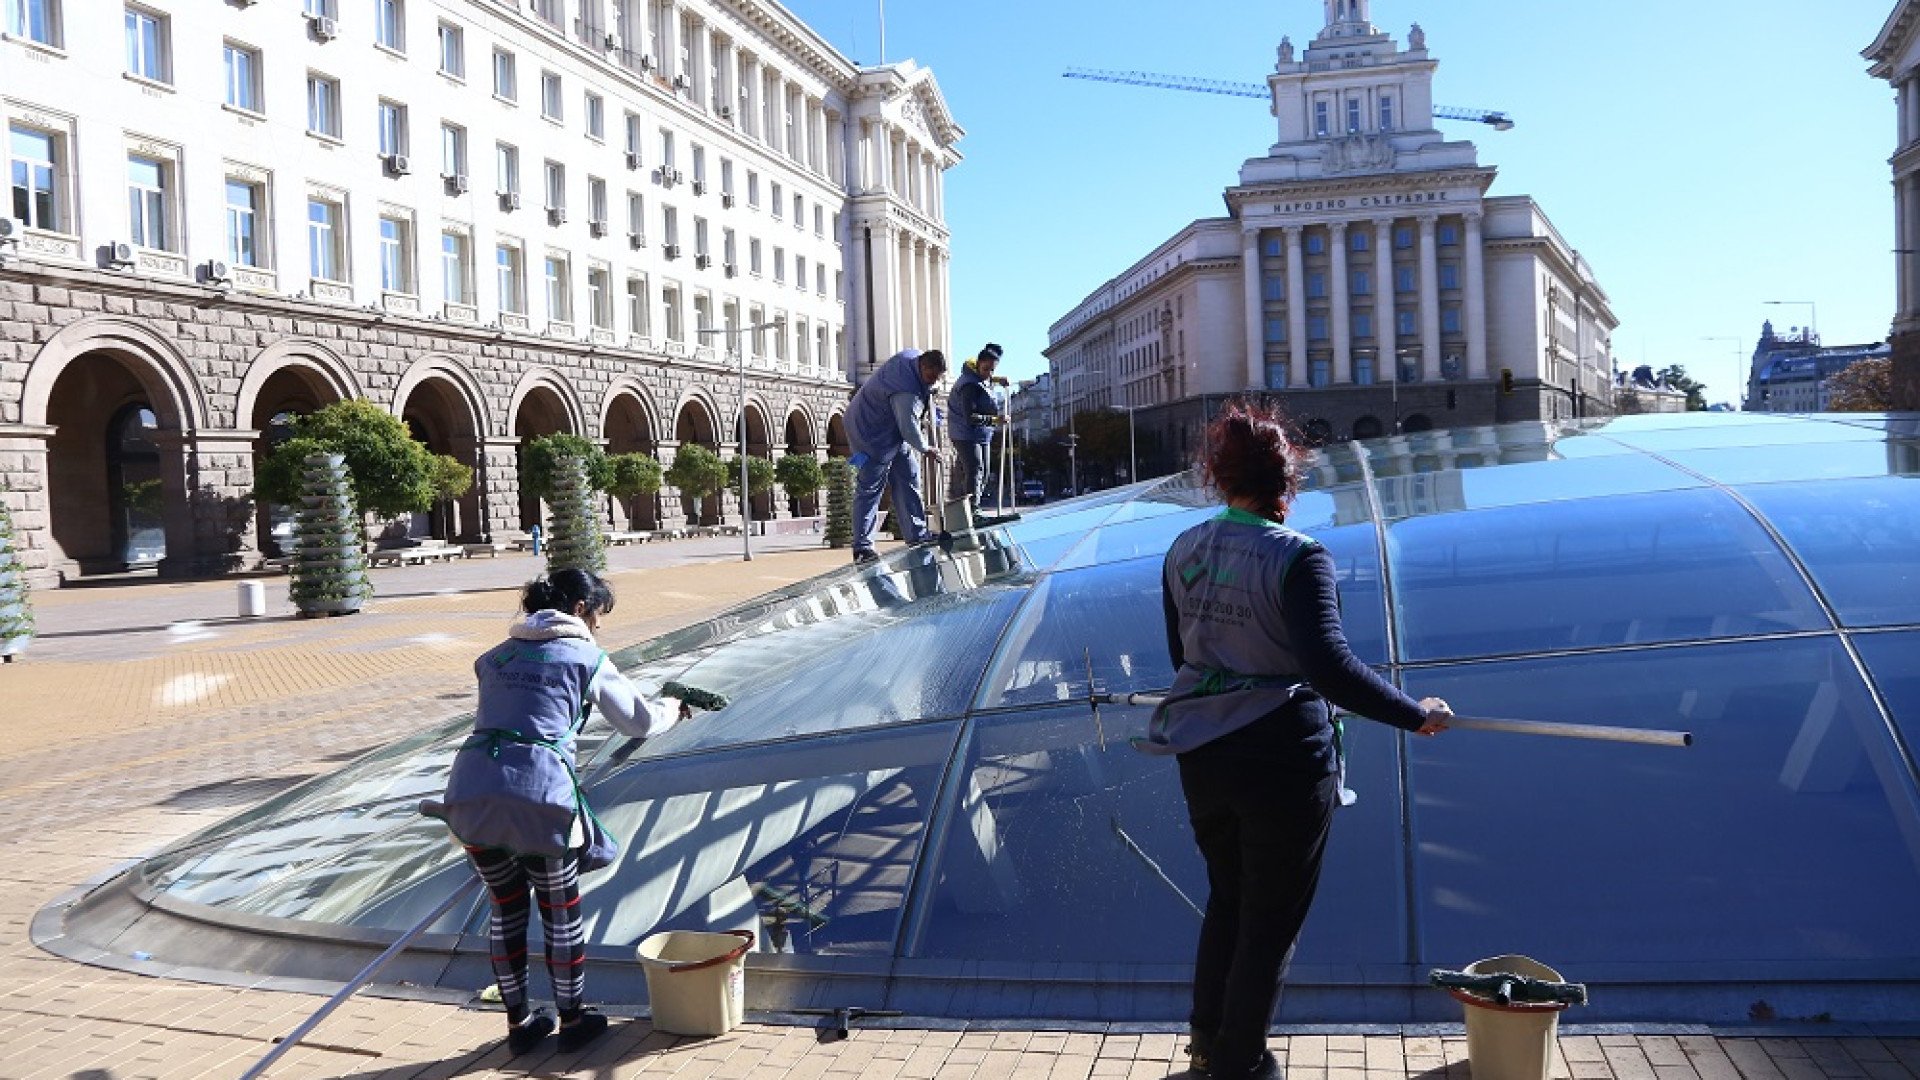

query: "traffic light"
(1500, 368), (1515, 394)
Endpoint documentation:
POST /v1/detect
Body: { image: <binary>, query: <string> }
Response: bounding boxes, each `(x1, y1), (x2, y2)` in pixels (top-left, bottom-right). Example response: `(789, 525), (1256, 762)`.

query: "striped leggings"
(466, 846), (587, 1016)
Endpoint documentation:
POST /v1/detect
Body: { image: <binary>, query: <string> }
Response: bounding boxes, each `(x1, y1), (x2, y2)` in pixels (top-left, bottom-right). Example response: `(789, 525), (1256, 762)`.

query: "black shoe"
(1214, 1050), (1281, 1080)
(556, 1009), (609, 1053)
(1186, 1043), (1212, 1075)
(506, 1011), (553, 1056)
(852, 549), (879, 565)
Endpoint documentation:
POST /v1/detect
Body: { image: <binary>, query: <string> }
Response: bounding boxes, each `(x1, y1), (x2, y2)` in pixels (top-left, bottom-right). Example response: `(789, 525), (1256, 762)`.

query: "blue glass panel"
(1406, 640), (1920, 976)
(1053, 506), (1214, 571)
(983, 558), (1171, 707)
(1740, 478), (1920, 628)
(1600, 417), (1883, 452)
(1667, 439), (1920, 486)
(1390, 489), (1829, 661)
(1854, 631), (1920, 756)
(572, 721), (959, 955)
(1314, 524), (1388, 665)
(1374, 455), (1700, 520)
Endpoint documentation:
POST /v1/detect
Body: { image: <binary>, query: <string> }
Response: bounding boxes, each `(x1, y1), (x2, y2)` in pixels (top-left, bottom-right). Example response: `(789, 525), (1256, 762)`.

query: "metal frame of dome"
(34, 413), (1920, 1027)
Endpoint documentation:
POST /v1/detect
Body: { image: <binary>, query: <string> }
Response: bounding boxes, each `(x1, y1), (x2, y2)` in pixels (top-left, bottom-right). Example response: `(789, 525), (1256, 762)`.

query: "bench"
(461, 540), (515, 558)
(367, 543), (465, 567)
(603, 530), (652, 546)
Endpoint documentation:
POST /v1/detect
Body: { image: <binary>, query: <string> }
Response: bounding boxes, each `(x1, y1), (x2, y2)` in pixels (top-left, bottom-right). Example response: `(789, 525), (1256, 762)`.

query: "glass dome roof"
(39, 413), (1920, 1025)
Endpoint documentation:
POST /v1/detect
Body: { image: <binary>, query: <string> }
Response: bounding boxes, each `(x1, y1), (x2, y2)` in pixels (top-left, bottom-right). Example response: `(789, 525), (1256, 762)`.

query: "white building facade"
(1045, 0), (1616, 451)
(0, 0), (960, 583)
(1866, 0), (1920, 409)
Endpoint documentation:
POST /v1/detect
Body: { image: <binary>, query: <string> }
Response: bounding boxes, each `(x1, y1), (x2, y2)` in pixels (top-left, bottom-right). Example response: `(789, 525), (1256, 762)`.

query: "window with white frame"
(815, 263), (825, 295)
(772, 245), (784, 284)
(540, 71), (563, 121)
(1346, 96), (1362, 134)
(693, 216), (708, 259)
(442, 123), (466, 180)
(544, 253), (570, 321)
(1314, 99), (1329, 137)
(496, 142), (518, 196)
(588, 176), (607, 226)
(748, 304), (765, 354)
(543, 160), (565, 212)
(303, 0), (334, 17)
(9, 125), (64, 231)
(224, 42), (262, 112)
(748, 236), (761, 275)
(791, 192), (801, 228)
(586, 92), (604, 141)
(659, 129), (675, 170)
(124, 5), (169, 83)
(772, 310), (788, 360)
(813, 204), (823, 237)
(6, 0), (61, 47)
(377, 100), (408, 158)
(770, 181), (782, 219)
(626, 275), (650, 338)
(224, 178), (264, 267)
(626, 191), (644, 242)
(691, 144), (705, 188)
(438, 22), (463, 79)
(747, 170), (759, 208)
(720, 158), (734, 199)
(661, 205), (679, 250)
(1379, 95), (1395, 132)
(374, 0), (403, 52)
(624, 112), (643, 163)
(795, 255), (805, 290)
(495, 241), (525, 313)
(530, 0), (560, 28)
(795, 317), (810, 365)
(691, 292), (711, 338)
(441, 230), (472, 304)
(722, 227), (736, 267)
(492, 48), (516, 102)
(307, 73), (341, 138)
(307, 194), (346, 281)
(662, 282), (682, 341)
(816, 324), (830, 367)
(588, 264), (611, 329)
(379, 213), (414, 293)
(126, 153), (172, 250)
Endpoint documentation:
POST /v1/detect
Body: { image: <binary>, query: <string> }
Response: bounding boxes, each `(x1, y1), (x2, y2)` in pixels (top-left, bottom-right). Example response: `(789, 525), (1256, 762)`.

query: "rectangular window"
(749, 237), (761, 274)
(1394, 225), (1414, 250)
(1439, 262), (1460, 290)
(492, 49), (517, 101)
(791, 192), (802, 227)
(660, 129), (675, 170)
(1442, 306), (1462, 333)
(9, 125), (61, 231)
(693, 216), (708, 258)
(1305, 232), (1325, 256)
(541, 71), (563, 121)
(441, 231), (471, 304)
(303, 0), (335, 16)
(1379, 95), (1395, 132)
(1314, 100), (1329, 137)
(770, 181), (783, 219)
(627, 191), (644, 240)
(587, 265), (611, 328)
(377, 100), (408, 157)
(691, 144), (706, 188)
(589, 176), (608, 225)
(773, 245), (785, 283)
(1264, 316), (1287, 344)
(438, 22), (464, 78)
(1306, 272), (1326, 300)
(747, 171), (760, 207)
(586, 92), (604, 140)
(496, 142), (519, 195)
(544, 161), (565, 213)
(625, 112), (643, 161)
(626, 276), (650, 337)
(1351, 268), (1371, 296)
(720, 158), (734, 199)
(1350, 229), (1369, 252)
(544, 256), (569, 321)
(306, 73), (340, 138)
(662, 284), (682, 341)
(496, 242), (524, 312)
(795, 254), (806, 288)
(224, 179), (263, 267)
(1265, 360), (1289, 389)
(374, 0), (403, 52)
(1346, 96), (1362, 134)
(441, 124), (466, 179)
(661, 205), (678, 248)
(124, 5), (168, 83)
(126, 154), (169, 250)
(307, 196), (344, 281)
(1354, 355), (1375, 385)
(816, 263), (826, 295)
(1396, 266), (1416, 293)
(1352, 312), (1374, 338)
(6, 0), (60, 46)
(1310, 358), (1331, 387)
(722, 227), (737, 266)
(813, 204), (824, 237)
(1397, 309), (1417, 336)
(1439, 223), (1460, 246)
(379, 214), (413, 293)
(224, 42), (262, 112)
(1307, 314), (1328, 341)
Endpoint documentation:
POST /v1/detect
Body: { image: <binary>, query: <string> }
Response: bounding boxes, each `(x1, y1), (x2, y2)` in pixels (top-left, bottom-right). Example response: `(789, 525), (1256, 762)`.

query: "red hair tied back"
(1203, 400), (1303, 518)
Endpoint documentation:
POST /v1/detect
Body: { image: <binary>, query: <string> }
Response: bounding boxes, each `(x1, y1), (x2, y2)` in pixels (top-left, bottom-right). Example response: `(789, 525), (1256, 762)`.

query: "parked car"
(1020, 480), (1046, 505)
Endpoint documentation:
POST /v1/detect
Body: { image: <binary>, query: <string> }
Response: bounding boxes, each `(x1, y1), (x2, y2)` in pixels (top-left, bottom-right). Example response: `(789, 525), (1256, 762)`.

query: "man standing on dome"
(846, 347), (948, 563)
(945, 343), (1007, 512)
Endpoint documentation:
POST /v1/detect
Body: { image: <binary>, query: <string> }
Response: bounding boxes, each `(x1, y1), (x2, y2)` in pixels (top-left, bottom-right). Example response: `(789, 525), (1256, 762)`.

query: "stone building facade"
(0, 0), (960, 585)
(1867, 1), (1920, 410)
(1044, 0), (1617, 455)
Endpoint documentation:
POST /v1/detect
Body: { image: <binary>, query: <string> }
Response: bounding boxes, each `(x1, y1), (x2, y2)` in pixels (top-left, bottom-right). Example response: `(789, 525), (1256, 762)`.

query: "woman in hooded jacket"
(439, 568), (685, 1056)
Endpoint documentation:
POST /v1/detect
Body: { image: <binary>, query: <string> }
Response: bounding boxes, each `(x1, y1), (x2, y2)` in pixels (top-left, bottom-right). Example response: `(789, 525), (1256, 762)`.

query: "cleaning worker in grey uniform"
(945, 343), (1007, 510)
(846, 347), (949, 563)
(1140, 403), (1454, 1080)
(436, 569), (688, 1057)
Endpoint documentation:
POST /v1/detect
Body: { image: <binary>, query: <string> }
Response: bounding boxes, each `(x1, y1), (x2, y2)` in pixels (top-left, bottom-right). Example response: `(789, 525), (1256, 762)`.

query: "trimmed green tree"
(608, 452), (663, 528)
(544, 453), (606, 573)
(665, 443), (728, 526)
(428, 454), (473, 540)
(727, 455), (776, 503)
(775, 453), (825, 516)
(0, 495), (34, 661)
(289, 451), (372, 617)
(823, 457), (854, 549)
(254, 400), (437, 521)
(519, 433), (615, 500)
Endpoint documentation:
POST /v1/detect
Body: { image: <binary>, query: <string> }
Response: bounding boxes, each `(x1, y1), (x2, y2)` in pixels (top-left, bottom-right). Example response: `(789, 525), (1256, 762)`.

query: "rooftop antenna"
(878, 0), (886, 64)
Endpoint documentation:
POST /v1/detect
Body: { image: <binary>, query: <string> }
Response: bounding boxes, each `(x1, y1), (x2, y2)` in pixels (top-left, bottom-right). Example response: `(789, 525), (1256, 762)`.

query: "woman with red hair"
(1141, 402), (1454, 1080)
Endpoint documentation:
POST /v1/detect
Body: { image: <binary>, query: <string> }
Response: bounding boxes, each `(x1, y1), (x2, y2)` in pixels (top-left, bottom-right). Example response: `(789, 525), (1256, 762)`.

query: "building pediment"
(1866, 0), (1920, 78)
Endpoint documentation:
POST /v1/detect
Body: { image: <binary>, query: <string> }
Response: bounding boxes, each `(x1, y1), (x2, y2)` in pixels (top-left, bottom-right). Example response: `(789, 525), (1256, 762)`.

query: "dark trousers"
(1177, 720), (1338, 1076)
(949, 440), (991, 505)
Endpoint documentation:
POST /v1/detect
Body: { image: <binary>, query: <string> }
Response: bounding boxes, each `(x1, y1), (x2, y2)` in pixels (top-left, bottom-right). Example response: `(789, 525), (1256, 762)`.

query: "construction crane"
(1062, 67), (1514, 130)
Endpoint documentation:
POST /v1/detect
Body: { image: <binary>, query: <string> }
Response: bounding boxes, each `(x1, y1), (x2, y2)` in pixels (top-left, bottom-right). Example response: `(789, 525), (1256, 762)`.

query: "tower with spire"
(1321, 0), (1377, 40)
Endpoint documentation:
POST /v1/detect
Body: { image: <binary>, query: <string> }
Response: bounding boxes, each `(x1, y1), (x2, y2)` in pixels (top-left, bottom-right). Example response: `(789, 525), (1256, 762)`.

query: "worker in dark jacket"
(1143, 402), (1454, 1080)
(945, 343), (1007, 510)
(846, 348), (948, 563)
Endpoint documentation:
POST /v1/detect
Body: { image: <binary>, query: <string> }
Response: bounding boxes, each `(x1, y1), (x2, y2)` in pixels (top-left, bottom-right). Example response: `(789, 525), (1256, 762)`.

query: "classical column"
(1418, 215), (1442, 382)
(742, 54), (760, 138)
(1464, 210), (1489, 380)
(719, 38), (738, 121)
(690, 18), (710, 106)
(1285, 226), (1308, 386)
(1375, 217), (1397, 383)
(1242, 226), (1265, 389)
(932, 248), (950, 354)
(1329, 222), (1351, 384)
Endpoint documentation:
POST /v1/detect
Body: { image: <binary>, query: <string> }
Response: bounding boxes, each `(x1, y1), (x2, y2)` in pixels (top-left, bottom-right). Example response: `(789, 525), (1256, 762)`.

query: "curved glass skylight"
(38, 414), (1920, 1025)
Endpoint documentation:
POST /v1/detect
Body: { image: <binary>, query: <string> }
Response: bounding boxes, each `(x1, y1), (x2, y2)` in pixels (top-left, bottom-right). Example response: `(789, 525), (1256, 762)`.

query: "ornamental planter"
(289, 452), (371, 618)
(0, 497), (33, 662)
(545, 453), (607, 574)
(823, 458), (854, 549)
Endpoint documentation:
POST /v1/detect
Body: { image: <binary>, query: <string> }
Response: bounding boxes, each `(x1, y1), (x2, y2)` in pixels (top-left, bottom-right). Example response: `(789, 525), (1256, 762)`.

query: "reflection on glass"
(1316, 524), (1388, 665)
(1665, 441), (1920, 487)
(1391, 489), (1828, 660)
(1386, 455), (1699, 518)
(1600, 418), (1884, 452)
(1739, 479), (1920, 628)
(570, 722), (958, 957)
(109, 404), (166, 565)
(1407, 639), (1920, 971)
(982, 558), (1172, 707)
(1854, 632), (1920, 755)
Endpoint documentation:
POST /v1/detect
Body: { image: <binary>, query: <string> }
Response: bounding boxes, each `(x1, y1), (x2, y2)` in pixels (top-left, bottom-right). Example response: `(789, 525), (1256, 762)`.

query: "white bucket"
(635, 929), (753, 1037)
(237, 580), (266, 617)
(1450, 955), (1568, 1080)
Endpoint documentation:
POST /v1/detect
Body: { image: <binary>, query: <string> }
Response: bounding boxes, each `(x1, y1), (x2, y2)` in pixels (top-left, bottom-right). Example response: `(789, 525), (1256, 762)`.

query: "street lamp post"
(698, 318), (785, 562)
(1109, 404), (1137, 483)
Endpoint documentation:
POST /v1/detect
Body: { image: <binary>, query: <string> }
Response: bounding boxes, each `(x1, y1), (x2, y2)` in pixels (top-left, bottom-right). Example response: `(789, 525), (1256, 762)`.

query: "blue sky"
(779, 0), (1898, 408)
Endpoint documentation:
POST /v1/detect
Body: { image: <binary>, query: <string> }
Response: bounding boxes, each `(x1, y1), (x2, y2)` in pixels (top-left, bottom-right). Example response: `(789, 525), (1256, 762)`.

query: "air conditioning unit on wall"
(201, 259), (232, 284)
(107, 242), (136, 267)
(309, 15), (337, 41)
(383, 153), (410, 177)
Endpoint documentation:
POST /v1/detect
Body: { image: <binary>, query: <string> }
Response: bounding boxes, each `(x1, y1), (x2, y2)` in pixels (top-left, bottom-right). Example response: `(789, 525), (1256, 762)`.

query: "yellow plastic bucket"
(1449, 955), (1568, 1080)
(635, 929), (753, 1036)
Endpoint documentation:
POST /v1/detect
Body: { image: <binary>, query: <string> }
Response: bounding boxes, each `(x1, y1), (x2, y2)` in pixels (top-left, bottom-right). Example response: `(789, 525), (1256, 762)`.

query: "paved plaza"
(0, 539), (1914, 1079)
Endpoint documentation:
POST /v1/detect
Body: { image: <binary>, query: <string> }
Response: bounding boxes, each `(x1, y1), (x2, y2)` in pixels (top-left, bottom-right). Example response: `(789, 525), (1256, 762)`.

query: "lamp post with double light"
(698, 317), (785, 562)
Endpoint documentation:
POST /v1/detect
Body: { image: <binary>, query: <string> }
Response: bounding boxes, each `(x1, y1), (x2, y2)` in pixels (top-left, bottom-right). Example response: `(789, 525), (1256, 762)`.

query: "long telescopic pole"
(1091, 693), (1691, 748)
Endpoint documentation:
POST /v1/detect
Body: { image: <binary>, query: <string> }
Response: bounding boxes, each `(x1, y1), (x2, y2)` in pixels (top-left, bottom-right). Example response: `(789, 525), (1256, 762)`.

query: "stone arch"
(601, 378), (662, 530)
(741, 397), (777, 522)
(396, 355), (493, 543)
(1351, 416), (1385, 441)
(825, 411), (850, 457)
(23, 317), (209, 578)
(509, 370), (585, 531)
(505, 367), (587, 440)
(393, 353), (492, 440)
(1401, 413), (1435, 433)
(233, 339), (361, 430)
(782, 402), (821, 517)
(598, 377), (663, 445)
(239, 341), (363, 558)
(671, 392), (725, 527)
